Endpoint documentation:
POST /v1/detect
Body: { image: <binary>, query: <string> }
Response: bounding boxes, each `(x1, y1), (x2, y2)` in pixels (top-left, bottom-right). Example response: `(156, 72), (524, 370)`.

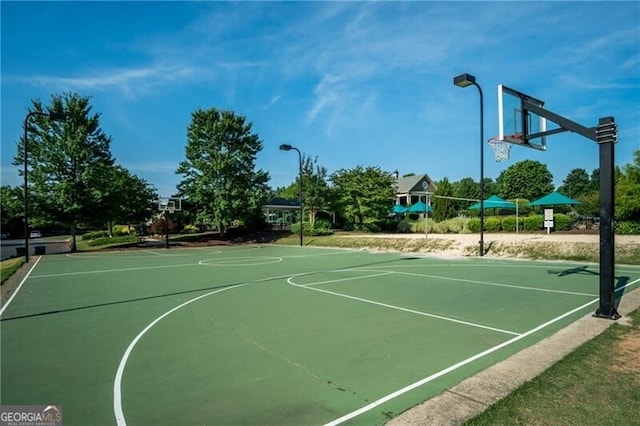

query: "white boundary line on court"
(0, 256), (42, 317)
(390, 270), (597, 297)
(198, 256), (283, 267)
(287, 274), (521, 336)
(302, 271), (395, 287)
(324, 277), (640, 426)
(113, 282), (250, 425)
(30, 262), (198, 279)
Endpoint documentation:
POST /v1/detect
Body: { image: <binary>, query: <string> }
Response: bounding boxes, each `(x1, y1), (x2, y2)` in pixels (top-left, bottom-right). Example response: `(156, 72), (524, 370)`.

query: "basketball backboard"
(498, 84), (547, 151)
(158, 197), (182, 213)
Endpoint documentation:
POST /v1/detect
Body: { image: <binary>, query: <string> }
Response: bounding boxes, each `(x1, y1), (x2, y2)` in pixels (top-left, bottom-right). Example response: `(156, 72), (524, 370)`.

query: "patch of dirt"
(611, 326), (640, 378)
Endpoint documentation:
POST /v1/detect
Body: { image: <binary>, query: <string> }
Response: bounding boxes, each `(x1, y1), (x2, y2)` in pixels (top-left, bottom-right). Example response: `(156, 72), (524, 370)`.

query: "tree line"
(2, 92), (639, 246)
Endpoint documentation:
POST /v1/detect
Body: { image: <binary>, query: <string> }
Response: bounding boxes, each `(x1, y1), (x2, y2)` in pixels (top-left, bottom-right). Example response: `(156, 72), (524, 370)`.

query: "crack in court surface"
(207, 316), (354, 395)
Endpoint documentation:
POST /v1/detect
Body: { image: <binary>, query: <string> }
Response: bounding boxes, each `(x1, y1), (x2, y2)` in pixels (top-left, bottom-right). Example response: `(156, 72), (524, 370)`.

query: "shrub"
(82, 230), (109, 241)
(311, 219), (334, 236)
(118, 226), (132, 235)
(468, 218), (480, 233)
(446, 217), (468, 233)
(523, 215), (544, 232)
(615, 221), (640, 235)
(149, 218), (180, 235)
(554, 213), (573, 231)
(484, 217), (501, 232)
(358, 222), (381, 233)
(396, 219), (414, 233)
(501, 216), (518, 233)
(87, 235), (137, 247)
(182, 224), (198, 234)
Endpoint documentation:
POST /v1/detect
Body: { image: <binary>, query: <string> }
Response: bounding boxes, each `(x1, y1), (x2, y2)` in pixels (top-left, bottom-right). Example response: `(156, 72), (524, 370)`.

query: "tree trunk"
(70, 222), (77, 252)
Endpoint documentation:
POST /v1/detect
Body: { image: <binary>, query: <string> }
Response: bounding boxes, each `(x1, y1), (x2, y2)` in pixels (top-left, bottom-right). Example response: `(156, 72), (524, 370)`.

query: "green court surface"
(1, 245), (639, 425)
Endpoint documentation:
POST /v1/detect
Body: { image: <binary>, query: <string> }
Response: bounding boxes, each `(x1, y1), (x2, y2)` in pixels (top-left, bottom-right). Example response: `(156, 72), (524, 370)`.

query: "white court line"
(287, 276), (520, 336)
(141, 250), (164, 256)
(113, 271), (296, 425)
(390, 270), (598, 297)
(324, 276), (640, 425)
(302, 271), (394, 287)
(0, 256), (42, 317)
(113, 283), (249, 425)
(30, 262), (197, 279)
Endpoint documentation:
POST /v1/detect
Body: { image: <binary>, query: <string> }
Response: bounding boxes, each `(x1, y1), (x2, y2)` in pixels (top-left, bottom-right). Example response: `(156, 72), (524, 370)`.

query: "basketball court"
(2, 245), (638, 425)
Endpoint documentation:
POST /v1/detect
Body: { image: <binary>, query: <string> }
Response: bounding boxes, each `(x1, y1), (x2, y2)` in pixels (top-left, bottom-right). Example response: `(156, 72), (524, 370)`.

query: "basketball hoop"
(488, 136), (513, 162)
(168, 206), (176, 214)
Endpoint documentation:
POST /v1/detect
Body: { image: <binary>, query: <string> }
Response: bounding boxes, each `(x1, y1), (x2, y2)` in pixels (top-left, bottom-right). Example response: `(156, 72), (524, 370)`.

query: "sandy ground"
(360, 232), (640, 244)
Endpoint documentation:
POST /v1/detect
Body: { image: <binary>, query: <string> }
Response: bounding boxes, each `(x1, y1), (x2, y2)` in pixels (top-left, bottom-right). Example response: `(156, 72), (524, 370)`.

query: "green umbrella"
(529, 191), (582, 207)
(391, 204), (407, 214)
(407, 201), (432, 213)
(468, 195), (517, 210)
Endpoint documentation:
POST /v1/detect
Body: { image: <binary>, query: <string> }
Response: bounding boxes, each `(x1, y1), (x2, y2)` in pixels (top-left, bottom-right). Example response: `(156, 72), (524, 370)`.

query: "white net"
(488, 137), (513, 162)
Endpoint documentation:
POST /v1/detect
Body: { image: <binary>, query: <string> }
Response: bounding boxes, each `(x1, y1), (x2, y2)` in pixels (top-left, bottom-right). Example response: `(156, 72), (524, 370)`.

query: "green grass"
(464, 308), (640, 425)
(1, 257), (24, 284)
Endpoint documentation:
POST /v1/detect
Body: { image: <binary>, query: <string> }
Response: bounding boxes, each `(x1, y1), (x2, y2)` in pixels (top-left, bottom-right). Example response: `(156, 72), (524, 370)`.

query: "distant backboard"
(498, 84), (547, 151)
(158, 197), (182, 213)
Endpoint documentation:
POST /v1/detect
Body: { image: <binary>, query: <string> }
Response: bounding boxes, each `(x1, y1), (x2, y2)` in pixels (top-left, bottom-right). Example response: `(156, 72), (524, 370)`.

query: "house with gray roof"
(393, 172), (438, 207)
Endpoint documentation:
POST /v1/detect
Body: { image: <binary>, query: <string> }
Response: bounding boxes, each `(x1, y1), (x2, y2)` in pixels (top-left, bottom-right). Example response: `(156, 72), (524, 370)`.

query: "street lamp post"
(279, 144), (303, 247)
(23, 110), (67, 262)
(454, 73), (485, 257)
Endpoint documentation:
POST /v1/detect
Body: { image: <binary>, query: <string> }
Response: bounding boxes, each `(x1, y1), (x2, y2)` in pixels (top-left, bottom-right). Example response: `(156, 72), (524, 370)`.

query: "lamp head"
(279, 144), (292, 151)
(453, 73), (476, 88)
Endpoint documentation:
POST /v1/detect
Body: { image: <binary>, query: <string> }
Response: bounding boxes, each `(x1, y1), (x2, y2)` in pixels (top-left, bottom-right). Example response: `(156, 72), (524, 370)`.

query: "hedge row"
(398, 214), (584, 234)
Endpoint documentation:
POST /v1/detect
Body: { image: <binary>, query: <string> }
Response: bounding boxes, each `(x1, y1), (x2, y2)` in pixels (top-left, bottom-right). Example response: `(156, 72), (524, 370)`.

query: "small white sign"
(544, 208), (554, 221)
(544, 220), (554, 228)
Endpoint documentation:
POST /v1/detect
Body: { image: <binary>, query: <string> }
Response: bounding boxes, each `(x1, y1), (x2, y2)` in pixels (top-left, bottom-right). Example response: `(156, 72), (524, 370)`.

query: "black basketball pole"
(594, 117), (619, 319)
(524, 102), (619, 320)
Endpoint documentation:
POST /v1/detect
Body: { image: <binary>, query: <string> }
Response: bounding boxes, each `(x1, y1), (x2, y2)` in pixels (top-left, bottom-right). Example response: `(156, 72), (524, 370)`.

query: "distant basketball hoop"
(488, 136), (513, 162)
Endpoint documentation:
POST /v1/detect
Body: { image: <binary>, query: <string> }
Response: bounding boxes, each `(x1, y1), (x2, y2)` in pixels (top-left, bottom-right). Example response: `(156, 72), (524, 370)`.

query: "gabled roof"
(264, 197), (300, 207)
(396, 174), (437, 193)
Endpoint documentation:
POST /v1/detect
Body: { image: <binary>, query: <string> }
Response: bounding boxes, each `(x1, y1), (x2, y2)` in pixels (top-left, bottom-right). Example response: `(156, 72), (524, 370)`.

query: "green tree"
(176, 108), (269, 235)
(12, 92), (115, 251)
(452, 177), (479, 210)
(330, 166), (394, 228)
(433, 177), (456, 221)
(496, 160), (554, 201)
(300, 155), (331, 226)
(558, 168), (591, 198)
(0, 185), (24, 237)
(100, 166), (158, 233)
(616, 150), (640, 221)
(589, 168), (600, 192)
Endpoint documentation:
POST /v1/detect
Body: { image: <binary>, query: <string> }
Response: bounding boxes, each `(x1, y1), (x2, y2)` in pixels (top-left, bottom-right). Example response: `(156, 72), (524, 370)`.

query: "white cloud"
(23, 65), (196, 98)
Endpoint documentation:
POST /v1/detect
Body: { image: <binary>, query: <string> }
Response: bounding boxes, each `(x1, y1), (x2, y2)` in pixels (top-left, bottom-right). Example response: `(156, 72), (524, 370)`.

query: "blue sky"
(2, 1), (639, 198)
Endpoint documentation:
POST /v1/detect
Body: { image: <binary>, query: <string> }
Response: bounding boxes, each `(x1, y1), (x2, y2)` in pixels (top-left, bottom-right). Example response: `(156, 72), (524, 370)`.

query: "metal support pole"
(475, 83), (485, 257)
(165, 211), (169, 249)
(594, 116), (619, 319)
(297, 149), (303, 247)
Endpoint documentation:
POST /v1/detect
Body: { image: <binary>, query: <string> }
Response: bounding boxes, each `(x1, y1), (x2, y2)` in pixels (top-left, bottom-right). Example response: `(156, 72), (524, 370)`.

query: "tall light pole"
(23, 110), (67, 262)
(279, 144), (303, 247)
(454, 73), (485, 256)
